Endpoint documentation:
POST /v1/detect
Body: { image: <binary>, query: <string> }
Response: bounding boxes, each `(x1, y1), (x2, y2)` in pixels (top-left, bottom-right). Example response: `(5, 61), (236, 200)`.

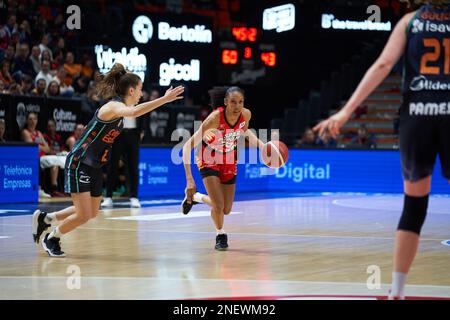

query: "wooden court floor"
(0, 193), (449, 299)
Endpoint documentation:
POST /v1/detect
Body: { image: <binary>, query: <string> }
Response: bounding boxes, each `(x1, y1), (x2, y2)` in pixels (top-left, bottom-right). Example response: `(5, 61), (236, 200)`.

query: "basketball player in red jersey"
(182, 86), (265, 251)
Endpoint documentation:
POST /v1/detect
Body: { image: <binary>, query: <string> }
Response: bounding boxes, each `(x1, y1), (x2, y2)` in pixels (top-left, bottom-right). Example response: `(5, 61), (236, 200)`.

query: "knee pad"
(397, 194), (429, 235)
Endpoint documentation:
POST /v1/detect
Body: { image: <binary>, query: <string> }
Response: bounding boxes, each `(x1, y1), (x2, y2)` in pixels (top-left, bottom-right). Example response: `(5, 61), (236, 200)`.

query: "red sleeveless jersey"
(196, 107), (246, 169)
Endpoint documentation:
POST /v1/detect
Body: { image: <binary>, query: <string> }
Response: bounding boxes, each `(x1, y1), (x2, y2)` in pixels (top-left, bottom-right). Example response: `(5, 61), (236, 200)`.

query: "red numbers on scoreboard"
(222, 50), (238, 64)
(261, 52), (276, 67)
(244, 47), (252, 59)
(232, 27), (257, 42)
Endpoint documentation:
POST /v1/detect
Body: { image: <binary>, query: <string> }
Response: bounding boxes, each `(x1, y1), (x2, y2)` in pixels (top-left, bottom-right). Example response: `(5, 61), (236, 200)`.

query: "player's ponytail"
(208, 86), (245, 109)
(95, 63), (141, 99)
(208, 86), (228, 109)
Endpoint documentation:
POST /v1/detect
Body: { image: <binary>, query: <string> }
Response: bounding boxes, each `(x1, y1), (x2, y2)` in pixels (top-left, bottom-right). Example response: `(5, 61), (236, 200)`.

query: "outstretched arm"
(99, 85), (184, 120)
(314, 11), (415, 138)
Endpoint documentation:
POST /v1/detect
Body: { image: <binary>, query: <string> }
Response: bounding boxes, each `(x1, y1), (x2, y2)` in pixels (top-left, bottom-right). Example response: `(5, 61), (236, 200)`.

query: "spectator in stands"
(6, 14), (19, 35)
(46, 80), (60, 97)
(80, 81), (100, 123)
(72, 75), (89, 95)
(40, 49), (52, 64)
(43, 119), (64, 154)
(0, 119), (6, 142)
(8, 83), (23, 95)
(12, 43), (35, 79)
(296, 127), (317, 147)
(350, 124), (377, 149)
(63, 51), (81, 86)
(20, 74), (33, 95)
(52, 66), (74, 97)
(0, 14), (18, 49)
(80, 55), (94, 79)
(18, 20), (32, 45)
(42, 119), (66, 197)
(29, 45), (41, 75)
(0, 79), (5, 93)
(51, 14), (66, 38)
(55, 37), (66, 57)
(0, 27), (9, 51)
(66, 123), (84, 151)
(31, 78), (46, 96)
(21, 112), (51, 198)
(316, 129), (337, 148)
(51, 48), (64, 70)
(35, 60), (53, 88)
(39, 34), (53, 61)
(3, 45), (16, 64)
(10, 30), (21, 50)
(0, 60), (14, 86)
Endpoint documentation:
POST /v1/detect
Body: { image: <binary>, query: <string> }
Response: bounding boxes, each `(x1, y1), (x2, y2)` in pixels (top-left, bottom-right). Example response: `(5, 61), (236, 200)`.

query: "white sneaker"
(39, 189), (51, 198)
(130, 197), (141, 208)
(101, 197), (113, 208)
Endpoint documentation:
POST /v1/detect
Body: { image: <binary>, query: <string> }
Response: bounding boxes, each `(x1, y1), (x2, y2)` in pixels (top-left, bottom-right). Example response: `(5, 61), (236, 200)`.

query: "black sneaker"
(215, 234), (229, 251)
(181, 190), (198, 215)
(42, 233), (66, 257)
(32, 209), (51, 244)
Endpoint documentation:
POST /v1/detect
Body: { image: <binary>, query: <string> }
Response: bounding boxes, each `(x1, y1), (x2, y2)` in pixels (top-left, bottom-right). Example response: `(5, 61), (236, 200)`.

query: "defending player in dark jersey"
(32, 63), (184, 257)
(313, 1), (450, 299)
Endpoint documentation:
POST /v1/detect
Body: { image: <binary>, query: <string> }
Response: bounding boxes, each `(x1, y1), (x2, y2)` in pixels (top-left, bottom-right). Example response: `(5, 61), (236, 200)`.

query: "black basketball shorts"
(399, 92), (450, 182)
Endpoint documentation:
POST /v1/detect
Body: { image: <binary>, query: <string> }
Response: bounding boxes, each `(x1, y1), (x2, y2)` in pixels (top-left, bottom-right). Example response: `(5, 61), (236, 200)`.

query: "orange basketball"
(261, 140), (289, 168)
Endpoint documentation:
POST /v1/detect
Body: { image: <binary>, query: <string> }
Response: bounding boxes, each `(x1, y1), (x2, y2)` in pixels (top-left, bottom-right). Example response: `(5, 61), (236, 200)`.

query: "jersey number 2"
(420, 38), (450, 75)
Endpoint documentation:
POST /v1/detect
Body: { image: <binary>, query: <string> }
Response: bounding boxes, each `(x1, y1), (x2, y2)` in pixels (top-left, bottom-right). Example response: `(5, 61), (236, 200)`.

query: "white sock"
(193, 192), (205, 203)
(216, 229), (225, 235)
(44, 212), (56, 224)
(390, 272), (407, 298)
(48, 227), (62, 240)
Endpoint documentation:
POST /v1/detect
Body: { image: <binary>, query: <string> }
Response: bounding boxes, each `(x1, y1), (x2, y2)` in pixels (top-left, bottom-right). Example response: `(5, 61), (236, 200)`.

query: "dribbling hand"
(163, 85), (185, 103)
(185, 181), (197, 205)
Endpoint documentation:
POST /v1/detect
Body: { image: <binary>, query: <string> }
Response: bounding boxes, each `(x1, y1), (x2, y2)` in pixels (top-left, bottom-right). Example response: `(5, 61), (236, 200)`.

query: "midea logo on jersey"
(132, 16), (212, 44)
(159, 58), (200, 86)
(133, 15), (153, 44)
(410, 75), (450, 91)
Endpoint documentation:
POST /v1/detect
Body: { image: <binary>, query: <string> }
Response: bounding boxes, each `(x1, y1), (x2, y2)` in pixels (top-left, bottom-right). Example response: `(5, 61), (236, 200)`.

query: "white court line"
(78, 228), (447, 242)
(0, 236), (11, 239)
(107, 211), (242, 221)
(113, 199), (180, 205)
(0, 210), (31, 215)
(332, 199), (450, 215)
(0, 276), (449, 291)
(0, 223), (446, 242)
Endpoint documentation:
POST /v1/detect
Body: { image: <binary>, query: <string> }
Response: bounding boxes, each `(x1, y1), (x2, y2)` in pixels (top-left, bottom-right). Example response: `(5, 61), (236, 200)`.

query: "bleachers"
(339, 75), (401, 149)
(271, 37), (402, 149)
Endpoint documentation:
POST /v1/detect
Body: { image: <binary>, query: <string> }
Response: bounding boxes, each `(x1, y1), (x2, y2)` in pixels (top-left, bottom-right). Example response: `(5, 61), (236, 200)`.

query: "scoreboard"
(217, 27), (278, 85)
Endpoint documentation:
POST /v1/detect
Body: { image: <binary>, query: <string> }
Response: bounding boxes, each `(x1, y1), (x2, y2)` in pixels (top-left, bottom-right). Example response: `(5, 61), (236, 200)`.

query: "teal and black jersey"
(403, 5), (450, 94)
(66, 108), (123, 170)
